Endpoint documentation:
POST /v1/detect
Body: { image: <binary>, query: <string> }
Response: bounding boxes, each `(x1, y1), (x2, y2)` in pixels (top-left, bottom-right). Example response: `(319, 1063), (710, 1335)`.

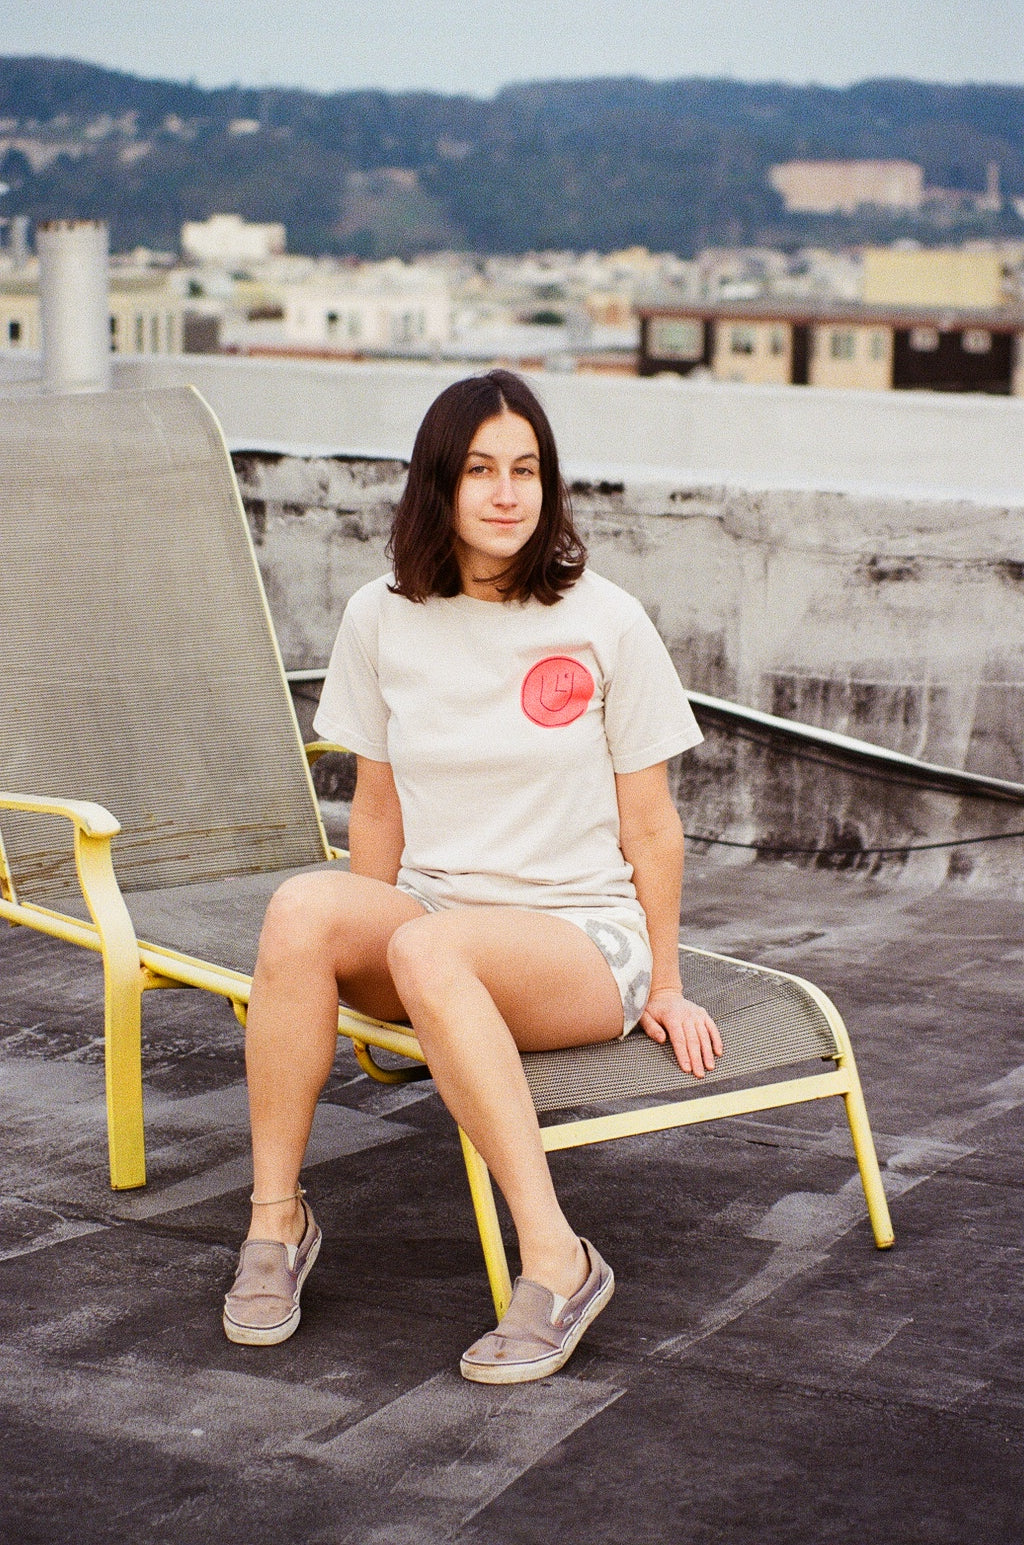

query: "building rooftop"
(2, 860), (1022, 1542)
(639, 297), (1024, 330)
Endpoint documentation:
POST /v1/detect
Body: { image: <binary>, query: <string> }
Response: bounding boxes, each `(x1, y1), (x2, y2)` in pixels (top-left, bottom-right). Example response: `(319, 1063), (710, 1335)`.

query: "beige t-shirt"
(313, 569), (703, 917)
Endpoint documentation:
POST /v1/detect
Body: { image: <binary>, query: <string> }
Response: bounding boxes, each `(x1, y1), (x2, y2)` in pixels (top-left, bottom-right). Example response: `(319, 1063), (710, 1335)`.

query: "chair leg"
(843, 1069), (894, 1249)
(103, 955), (147, 1190)
(458, 1128), (513, 1318)
(72, 828), (147, 1191)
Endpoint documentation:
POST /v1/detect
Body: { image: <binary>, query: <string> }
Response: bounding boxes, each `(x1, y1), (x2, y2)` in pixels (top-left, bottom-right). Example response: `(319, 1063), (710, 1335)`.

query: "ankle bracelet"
(250, 1185), (305, 1206)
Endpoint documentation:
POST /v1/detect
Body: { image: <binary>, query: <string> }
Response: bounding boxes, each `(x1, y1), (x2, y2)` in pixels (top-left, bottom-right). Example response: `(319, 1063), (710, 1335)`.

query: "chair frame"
(0, 773), (894, 1318)
(463, 947), (894, 1313)
(0, 385), (894, 1320)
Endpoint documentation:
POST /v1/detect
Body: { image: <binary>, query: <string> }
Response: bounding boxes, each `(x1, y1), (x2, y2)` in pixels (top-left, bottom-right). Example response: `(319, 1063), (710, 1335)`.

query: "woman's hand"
(640, 987), (723, 1078)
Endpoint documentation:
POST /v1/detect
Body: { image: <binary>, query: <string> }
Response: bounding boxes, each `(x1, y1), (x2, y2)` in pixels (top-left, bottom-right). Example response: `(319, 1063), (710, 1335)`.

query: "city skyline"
(1, 0), (1021, 98)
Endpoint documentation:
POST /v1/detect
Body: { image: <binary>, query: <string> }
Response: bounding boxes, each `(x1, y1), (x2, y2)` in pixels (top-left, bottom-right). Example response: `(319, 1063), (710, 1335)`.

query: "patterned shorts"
(395, 882), (652, 1038)
(560, 911), (653, 1037)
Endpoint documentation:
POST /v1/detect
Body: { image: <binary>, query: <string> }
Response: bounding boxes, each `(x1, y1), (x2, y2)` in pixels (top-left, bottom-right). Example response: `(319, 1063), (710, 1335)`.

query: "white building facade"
(280, 263), (451, 354)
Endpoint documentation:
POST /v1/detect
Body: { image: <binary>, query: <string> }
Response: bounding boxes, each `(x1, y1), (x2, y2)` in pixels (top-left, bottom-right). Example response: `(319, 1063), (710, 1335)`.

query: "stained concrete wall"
(234, 446), (1024, 891)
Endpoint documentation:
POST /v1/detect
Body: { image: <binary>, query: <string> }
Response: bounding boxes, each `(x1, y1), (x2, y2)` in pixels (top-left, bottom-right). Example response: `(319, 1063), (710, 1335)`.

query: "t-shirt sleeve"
(312, 586), (390, 760)
(603, 608), (704, 774)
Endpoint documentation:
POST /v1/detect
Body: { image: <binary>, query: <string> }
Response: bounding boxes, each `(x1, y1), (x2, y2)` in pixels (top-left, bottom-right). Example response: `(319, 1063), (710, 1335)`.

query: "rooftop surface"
(2, 860), (1022, 1544)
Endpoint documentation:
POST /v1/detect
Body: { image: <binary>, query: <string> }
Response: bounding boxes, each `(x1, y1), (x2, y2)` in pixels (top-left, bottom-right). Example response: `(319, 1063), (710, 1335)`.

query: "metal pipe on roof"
(38, 220), (111, 394)
(685, 689), (1024, 803)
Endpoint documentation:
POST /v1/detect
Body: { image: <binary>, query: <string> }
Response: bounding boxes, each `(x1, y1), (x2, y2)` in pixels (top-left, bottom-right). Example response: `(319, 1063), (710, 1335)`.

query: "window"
(109, 315), (119, 352)
(325, 310), (339, 335)
(730, 326), (755, 355)
(829, 330), (855, 360)
(962, 329), (992, 354)
(135, 315), (145, 352)
(869, 330), (888, 360)
(150, 315), (160, 353)
(910, 327), (939, 352)
(648, 317), (703, 359)
(7, 319), (21, 344)
(769, 327), (787, 356)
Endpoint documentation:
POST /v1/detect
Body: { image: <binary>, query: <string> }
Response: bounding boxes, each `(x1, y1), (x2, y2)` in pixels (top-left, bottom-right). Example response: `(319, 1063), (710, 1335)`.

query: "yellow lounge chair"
(0, 385), (893, 1318)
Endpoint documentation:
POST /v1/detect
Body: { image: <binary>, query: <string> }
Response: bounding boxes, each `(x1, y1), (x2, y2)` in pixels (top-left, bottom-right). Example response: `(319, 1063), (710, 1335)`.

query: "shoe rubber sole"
(222, 1232), (321, 1347)
(459, 1268), (614, 1385)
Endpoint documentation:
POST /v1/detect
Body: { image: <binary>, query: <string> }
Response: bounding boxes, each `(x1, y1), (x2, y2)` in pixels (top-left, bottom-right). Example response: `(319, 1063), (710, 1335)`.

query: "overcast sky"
(1, 0), (1020, 97)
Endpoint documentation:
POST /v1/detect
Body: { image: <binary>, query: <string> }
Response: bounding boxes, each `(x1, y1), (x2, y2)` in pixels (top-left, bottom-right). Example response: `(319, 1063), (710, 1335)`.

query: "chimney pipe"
(38, 219), (111, 393)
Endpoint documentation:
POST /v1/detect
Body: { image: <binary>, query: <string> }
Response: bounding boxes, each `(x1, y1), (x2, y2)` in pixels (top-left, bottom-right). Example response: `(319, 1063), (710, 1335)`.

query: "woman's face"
(452, 409), (543, 600)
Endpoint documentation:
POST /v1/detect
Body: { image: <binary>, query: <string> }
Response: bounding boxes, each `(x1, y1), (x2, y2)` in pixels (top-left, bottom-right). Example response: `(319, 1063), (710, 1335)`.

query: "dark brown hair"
(388, 369), (586, 603)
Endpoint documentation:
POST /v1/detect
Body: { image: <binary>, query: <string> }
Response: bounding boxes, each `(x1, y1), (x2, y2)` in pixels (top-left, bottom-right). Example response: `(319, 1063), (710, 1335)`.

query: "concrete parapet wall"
(237, 446), (1024, 890)
(113, 353), (1024, 503)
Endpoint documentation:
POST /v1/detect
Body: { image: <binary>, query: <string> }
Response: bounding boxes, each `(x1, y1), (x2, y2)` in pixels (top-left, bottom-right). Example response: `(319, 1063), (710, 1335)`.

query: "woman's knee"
(257, 874), (346, 975)
(386, 914), (462, 1009)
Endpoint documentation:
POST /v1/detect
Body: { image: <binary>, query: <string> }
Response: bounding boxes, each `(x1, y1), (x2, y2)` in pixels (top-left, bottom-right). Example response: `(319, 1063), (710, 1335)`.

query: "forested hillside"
(2, 57), (1021, 255)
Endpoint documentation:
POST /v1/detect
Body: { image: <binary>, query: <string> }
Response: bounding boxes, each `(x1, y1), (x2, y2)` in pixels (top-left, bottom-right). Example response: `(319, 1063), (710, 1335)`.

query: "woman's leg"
(243, 870), (425, 1246)
(386, 907), (623, 1299)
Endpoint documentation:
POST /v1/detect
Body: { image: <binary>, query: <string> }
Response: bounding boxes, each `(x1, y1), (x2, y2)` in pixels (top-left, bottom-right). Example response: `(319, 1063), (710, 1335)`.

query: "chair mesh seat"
(522, 948), (838, 1112)
(61, 862), (346, 980)
(58, 880), (838, 1115)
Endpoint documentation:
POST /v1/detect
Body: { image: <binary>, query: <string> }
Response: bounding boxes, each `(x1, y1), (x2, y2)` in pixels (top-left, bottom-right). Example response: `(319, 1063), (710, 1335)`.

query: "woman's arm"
(615, 762), (722, 1077)
(348, 755), (406, 884)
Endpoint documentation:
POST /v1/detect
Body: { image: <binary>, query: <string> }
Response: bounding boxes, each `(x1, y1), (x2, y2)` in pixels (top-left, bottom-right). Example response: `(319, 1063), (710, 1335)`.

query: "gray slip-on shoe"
(460, 1237), (614, 1384)
(222, 1198), (322, 1346)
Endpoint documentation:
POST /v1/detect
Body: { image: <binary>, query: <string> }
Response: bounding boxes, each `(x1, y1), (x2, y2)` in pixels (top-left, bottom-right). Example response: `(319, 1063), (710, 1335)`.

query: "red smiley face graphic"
(521, 656), (595, 727)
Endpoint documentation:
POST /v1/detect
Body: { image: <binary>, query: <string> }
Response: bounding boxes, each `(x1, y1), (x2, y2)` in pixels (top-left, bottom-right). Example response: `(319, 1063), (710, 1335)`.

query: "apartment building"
(638, 301), (1024, 395)
(0, 269), (185, 356)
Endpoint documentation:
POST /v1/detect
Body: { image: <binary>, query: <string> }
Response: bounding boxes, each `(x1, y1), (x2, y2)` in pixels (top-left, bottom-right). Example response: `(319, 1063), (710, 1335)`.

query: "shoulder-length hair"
(388, 369), (586, 604)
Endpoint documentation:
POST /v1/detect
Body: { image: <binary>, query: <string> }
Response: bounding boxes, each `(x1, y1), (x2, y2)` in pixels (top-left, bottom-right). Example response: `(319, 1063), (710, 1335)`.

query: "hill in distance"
(1, 56), (1022, 257)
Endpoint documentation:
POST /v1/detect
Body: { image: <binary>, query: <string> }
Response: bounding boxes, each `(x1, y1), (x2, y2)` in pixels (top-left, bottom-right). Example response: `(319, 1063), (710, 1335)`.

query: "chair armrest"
(0, 790), (122, 838)
(0, 789), (146, 1189)
(302, 746), (352, 862)
(304, 739), (351, 767)
(0, 789), (127, 920)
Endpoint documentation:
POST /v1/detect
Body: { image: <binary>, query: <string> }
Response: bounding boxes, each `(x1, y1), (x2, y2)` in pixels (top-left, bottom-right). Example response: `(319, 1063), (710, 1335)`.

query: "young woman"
(223, 369), (722, 1383)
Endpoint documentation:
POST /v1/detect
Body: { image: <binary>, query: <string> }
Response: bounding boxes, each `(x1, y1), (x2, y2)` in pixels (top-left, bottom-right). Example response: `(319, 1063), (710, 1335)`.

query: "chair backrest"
(0, 386), (329, 906)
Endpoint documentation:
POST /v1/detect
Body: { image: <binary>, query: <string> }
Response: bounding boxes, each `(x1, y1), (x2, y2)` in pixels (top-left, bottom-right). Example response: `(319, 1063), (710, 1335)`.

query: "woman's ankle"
(245, 1192), (306, 1246)
(518, 1232), (588, 1301)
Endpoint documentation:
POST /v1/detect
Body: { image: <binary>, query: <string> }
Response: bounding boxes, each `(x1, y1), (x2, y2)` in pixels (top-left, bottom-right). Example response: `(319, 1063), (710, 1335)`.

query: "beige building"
(862, 247), (1006, 309)
(108, 275), (185, 355)
(710, 317), (792, 385)
(808, 321), (892, 391)
(707, 313), (891, 390)
(0, 271), (185, 356)
(0, 275), (39, 350)
(640, 301), (1022, 395)
(770, 160), (924, 215)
